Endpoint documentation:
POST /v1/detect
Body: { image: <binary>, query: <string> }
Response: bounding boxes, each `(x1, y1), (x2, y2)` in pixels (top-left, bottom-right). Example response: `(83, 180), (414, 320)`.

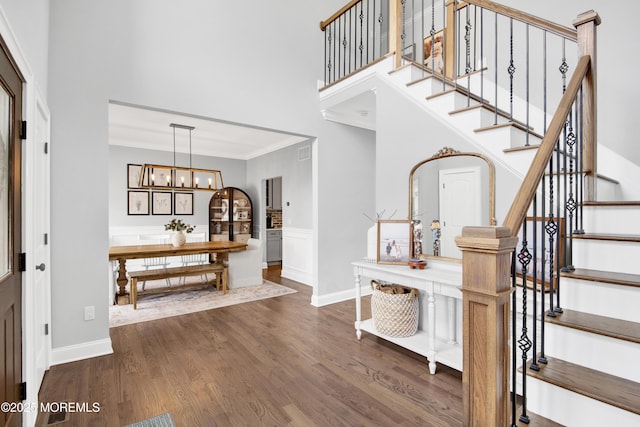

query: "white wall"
(316, 121), (376, 299)
(46, 0), (345, 352)
(0, 0), (49, 96)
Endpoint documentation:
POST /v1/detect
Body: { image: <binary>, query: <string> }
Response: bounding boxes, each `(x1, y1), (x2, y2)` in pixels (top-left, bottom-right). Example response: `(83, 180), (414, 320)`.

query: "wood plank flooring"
(35, 267), (465, 426)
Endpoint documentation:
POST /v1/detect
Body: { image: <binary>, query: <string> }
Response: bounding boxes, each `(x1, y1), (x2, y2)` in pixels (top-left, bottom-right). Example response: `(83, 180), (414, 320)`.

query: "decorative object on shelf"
(431, 219), (441, 256)
(408, 259), (427, 269)
(138, 123), (224, 192)
(412, 220), (423, 258)
(376, 220), (412, 265)
(370, 280), (419, 337)
(164, 219), (195, 247)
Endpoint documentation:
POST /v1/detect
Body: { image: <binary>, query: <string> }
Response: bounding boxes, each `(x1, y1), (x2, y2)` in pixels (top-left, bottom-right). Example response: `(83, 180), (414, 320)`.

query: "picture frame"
(127, 163), (148, 188)
(151, 166), (172, 187)
(151, 191), (172, 215)
(127, 191), (149, 215)
(377, 220), (412, 264)
(174, 169), (192, 188)
(515, 216), (565, 292)
(174, 192), (193, 215)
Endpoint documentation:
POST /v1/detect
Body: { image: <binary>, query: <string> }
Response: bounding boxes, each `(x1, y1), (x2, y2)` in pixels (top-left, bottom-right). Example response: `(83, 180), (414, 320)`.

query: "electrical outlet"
(84, 306), (95, 321)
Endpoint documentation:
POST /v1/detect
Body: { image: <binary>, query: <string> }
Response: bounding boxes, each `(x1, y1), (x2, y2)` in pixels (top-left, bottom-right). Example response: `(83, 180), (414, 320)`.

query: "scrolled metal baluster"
(546, 151), (559, 318)
(507, 18), (515, 121)
(517, 221), (533, 424)
(401, 0), (407, 59)
(465, 6), (472, 106)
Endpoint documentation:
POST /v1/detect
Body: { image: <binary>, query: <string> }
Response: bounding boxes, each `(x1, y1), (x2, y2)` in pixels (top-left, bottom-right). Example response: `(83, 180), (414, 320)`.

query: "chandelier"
(139, 123), (224, 191)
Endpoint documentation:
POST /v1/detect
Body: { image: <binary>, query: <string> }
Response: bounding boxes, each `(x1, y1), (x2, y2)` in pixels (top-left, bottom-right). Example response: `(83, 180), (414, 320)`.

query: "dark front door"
(0, 36), (24, 427)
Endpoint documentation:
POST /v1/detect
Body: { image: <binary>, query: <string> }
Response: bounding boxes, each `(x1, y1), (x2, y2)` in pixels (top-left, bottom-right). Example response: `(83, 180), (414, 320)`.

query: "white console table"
(352, 260), (463, 374)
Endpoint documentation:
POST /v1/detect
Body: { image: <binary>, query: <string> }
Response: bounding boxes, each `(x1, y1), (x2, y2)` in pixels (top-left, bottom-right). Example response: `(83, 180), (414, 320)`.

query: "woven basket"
(370, 280), (419, 337)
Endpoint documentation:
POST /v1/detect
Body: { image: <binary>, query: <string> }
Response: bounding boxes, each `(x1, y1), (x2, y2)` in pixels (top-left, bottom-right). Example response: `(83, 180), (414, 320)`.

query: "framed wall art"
(127, 191), (149, 215)
(377, 220), (412, 264)
(174, 192), (193, 215)
(152, 191), (172, 215)
(127, 163), (148, 188)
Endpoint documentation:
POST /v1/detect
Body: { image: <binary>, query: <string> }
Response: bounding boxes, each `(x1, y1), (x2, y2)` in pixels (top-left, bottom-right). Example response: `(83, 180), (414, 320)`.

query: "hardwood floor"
(36, 266), (464, 426)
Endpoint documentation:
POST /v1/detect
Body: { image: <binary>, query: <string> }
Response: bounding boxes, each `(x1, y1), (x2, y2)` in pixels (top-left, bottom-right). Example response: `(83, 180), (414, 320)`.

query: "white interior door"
(439, 166), (481, 258)
(31, 94), (51, 390)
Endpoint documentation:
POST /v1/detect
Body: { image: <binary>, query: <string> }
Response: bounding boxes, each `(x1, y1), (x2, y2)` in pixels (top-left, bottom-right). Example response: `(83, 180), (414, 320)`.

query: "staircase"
(319, 1), (640, 424)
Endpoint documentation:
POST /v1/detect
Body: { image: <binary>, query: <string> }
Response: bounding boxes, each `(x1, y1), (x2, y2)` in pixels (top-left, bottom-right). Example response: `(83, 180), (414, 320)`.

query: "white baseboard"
(51, 338), (113, 366)
(311, 284), (372, 307)
(281, 266), (312, 286)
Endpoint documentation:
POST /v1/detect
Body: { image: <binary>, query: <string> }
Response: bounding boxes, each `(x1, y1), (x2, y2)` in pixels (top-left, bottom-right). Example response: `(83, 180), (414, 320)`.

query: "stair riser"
(406, 78), (452, 99)
(526, 377), (640, 426)
(425, 91), (477, 117)
(582, 206), (640, 235)
(572, 239), (640, 275)
(544, 323), (640, 382)
(449, 107), (509, 129)
(560, 277), (640, 323)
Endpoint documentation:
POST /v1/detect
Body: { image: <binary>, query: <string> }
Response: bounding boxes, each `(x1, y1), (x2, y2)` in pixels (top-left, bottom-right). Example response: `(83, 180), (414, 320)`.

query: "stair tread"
(526, 355), (640, 415)
(583, 200), (640, 207)
(561, 267), (640, 288)
(573, 233), (640, 243)
(545, 308), (640, 344)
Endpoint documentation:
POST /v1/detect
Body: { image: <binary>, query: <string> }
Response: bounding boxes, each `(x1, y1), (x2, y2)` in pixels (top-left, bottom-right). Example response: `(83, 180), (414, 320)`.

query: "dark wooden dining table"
(109, 240), (247, 304)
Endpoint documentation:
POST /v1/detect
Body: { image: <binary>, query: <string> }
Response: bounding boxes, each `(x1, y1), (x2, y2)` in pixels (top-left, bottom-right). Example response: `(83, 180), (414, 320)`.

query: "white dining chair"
(180, 232), (210, 285)
(138, 234), (171, 290)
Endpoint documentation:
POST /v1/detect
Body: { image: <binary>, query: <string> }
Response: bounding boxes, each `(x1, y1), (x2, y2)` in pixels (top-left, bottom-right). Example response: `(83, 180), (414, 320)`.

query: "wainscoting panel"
(281, 227), (313, 285)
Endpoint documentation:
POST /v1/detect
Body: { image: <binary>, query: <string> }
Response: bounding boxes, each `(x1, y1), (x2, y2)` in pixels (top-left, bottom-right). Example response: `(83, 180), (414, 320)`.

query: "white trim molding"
(51, 338), (114, 366)
(312, 283), (373, 307)
(281, 227), (313, 285)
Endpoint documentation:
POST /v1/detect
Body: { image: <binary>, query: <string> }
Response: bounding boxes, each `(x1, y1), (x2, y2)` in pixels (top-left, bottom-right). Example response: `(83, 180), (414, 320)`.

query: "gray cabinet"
(266, 177), (282, 210)
(266, 229), (282, 263)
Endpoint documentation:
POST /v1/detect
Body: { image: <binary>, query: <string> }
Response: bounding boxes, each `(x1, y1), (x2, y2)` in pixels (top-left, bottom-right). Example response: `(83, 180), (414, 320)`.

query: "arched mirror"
(409, 147), (496, 261)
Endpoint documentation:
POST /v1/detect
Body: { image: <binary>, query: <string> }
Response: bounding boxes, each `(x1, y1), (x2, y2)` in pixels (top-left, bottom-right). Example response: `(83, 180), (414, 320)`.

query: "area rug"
(125, 412), (176, 427)
(109, 280), (297, 328)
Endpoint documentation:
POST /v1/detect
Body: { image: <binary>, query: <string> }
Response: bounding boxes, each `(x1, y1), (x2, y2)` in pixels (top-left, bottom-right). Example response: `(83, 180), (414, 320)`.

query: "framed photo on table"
(152, 191), (172, 215)
(174, 192), (193, 215)
(377, 220), (412, 264)
(127, 191), (149, 215)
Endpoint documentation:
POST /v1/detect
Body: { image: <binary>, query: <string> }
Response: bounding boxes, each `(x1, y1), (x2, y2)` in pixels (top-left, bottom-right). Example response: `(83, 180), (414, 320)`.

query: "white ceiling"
(108, 102), (314, 160)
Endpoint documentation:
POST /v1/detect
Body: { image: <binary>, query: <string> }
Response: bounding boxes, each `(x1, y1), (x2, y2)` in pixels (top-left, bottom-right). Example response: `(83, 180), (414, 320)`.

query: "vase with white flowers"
(164, 219), (195, 247)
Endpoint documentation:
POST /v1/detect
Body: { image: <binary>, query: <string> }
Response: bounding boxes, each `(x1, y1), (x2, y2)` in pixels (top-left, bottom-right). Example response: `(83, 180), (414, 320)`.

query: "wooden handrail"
(502, 55), (591, 236)
(464, 0), (577, 41)
(320, 0), (363, 31)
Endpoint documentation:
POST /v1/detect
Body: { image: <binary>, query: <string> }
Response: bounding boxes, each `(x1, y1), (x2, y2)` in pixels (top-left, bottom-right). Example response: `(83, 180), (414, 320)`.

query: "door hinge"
(45, 323), (49, 336)
(20, 121), (27, 140)
(44, 141), (48, 154)
(18, 253), (26, 272)
(19, 382), (26, 401)
(44, 233), (48, 245)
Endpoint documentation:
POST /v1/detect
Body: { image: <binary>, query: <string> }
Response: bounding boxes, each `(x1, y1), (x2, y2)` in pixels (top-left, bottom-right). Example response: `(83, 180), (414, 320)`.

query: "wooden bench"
(128, 263), (226, 309)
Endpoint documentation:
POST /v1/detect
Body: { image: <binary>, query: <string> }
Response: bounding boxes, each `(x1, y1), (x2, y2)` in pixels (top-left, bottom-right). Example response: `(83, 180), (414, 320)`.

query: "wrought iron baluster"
(554, 130), (563, 315)
(507, 18), (515, 121)
(562, 99), (577, 272)
(358, 2), (364, 67)
(576, 87), (585, 234)
(401, 0), (407, 61)
(328, 26), (334, 83)
(480, 8), (484, 102)
(525, 25), (530, 146)
(517, 220), (533, 424)
(465, 5), (472, 106)
(546, 152), (558, 318)
(530, 198), (540, 372)
(378, 4), (385, 57)
(510, 250), (518, 427)
(342, 14), (347, 78)
(493, 11), (498, 125)
(538, 173), (548, 365)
